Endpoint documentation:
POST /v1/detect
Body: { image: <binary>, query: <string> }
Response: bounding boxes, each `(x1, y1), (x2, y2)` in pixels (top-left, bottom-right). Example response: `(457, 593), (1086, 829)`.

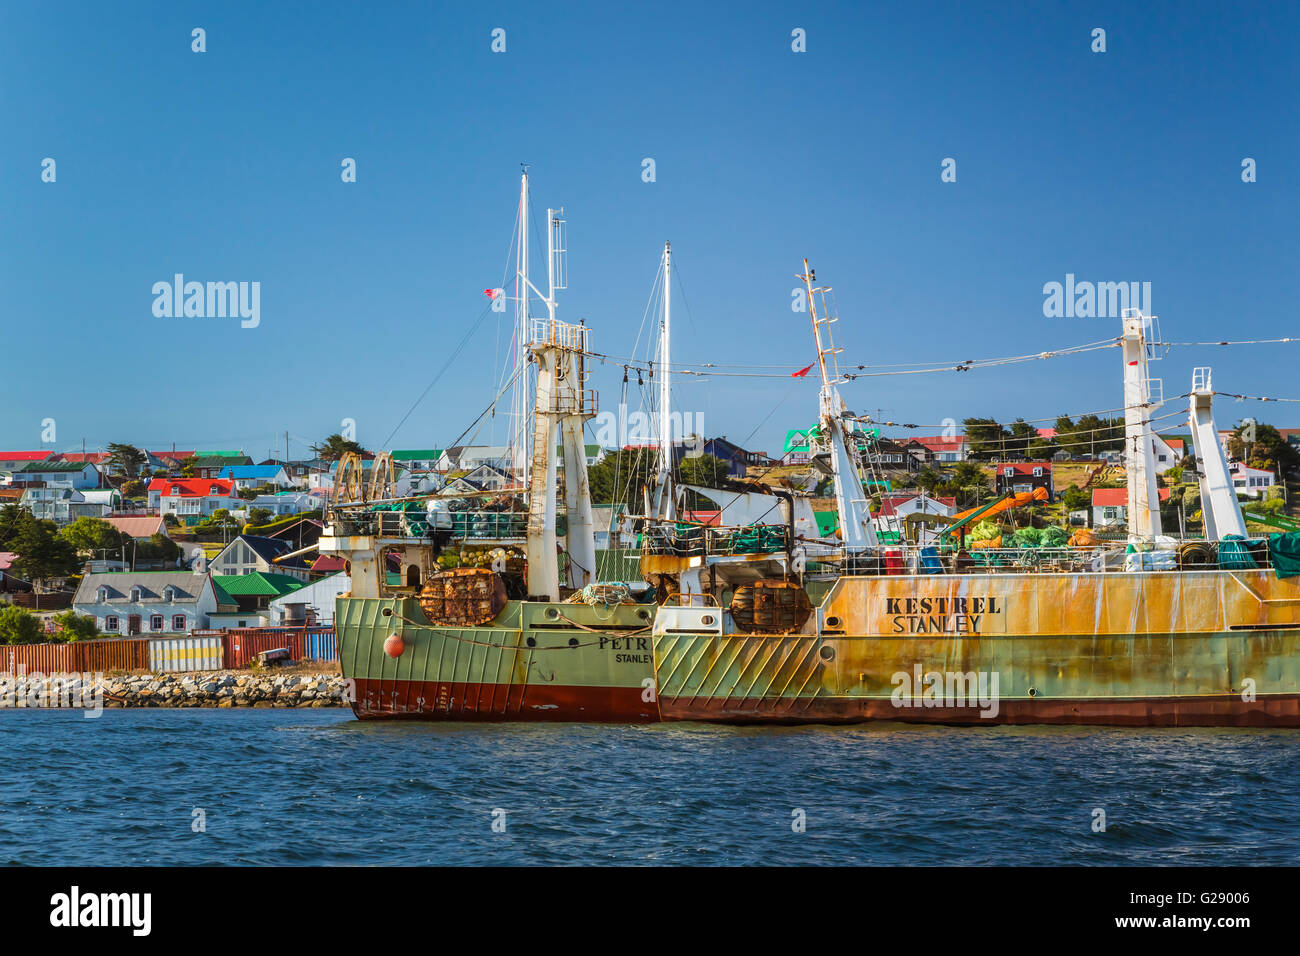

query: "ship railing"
(544, 389), (599, 416)
(642, 523), (791, 558)
(326, 508), (536, 541)
(802, 539), (1276, 575)
(529, 317), (589, 352)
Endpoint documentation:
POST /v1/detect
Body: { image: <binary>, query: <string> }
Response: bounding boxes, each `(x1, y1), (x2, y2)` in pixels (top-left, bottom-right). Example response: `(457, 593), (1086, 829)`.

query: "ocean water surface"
(2, 709), (1296, 865)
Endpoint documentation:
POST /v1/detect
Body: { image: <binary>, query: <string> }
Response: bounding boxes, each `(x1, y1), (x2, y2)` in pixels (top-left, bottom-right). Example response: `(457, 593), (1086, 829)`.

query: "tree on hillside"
(0, 505), (28, 551)
(0, 605), (43, 645)
(60, 517), (129, 556)
(678, 454), (731, 488)
(1054, 415), (1124, 457)
(962, 418), (1006, 459)
(1228, 422), (1299, 474)
(6, 511), (80, 585)
(51, 610), (99, 642)
(586, 449), (658, 508)
(1006, 420), (1037, 458)
(311, 434), (366, 462)
(107, 443), (148, 478)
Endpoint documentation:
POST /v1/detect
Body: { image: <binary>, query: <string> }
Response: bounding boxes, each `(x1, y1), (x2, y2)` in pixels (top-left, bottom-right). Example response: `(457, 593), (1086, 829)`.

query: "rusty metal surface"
(76, 639), (150, 672)
(652, 569), (1300, 725)
(729, 579), (813, 634)
(418, 569), (507, 627)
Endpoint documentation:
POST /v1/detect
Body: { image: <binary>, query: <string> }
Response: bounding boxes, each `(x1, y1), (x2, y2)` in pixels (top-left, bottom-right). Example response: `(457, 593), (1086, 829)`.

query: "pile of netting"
(715, 524), (787, 555)
(565, 582), (635, 606)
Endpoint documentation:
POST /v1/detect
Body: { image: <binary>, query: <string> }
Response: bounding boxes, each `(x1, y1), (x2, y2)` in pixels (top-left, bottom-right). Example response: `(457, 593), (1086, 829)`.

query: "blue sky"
(2, 0), (1296, 461)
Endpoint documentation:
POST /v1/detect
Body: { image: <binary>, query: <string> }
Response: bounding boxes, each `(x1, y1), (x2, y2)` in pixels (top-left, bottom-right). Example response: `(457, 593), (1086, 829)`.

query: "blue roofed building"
(216, 464), (292, 490)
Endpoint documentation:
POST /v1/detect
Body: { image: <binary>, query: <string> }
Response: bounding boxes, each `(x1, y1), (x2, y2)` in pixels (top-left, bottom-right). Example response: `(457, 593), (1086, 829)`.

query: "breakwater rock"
(102, 672), (349, 708)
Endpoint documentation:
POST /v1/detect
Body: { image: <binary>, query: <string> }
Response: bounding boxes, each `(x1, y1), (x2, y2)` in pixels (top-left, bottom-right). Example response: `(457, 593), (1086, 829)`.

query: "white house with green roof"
(209, 571), (306, 628)
(17, 460), (100, 489)
(391, 449), (446, 470)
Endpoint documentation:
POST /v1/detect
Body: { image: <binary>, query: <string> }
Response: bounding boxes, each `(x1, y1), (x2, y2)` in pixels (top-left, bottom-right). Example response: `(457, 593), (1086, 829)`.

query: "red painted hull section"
(353, 678), (1300, 726)
(655, 694), (1300, 727)
(351, 677), (659, 722)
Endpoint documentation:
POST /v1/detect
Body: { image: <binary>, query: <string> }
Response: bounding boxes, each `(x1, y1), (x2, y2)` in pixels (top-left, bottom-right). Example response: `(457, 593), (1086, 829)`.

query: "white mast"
(1120, 308), (1163, 540)
(511, 171), (532, 483)
(650, 241), (674, 519)
(1188, 366), (1248, 540)
(521, 178), (595, 598)
(798, 260), (876, 551)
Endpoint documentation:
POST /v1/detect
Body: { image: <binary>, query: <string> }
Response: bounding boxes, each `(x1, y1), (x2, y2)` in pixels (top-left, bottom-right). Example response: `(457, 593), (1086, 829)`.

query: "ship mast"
(511, 171), (532, 483)
(798, 260), (876, 551)
(1120, 308), (1163, 540)
(1188, 366), (1248, 539)
(650, 241), (675, 519)
(520, 175), (596, 599)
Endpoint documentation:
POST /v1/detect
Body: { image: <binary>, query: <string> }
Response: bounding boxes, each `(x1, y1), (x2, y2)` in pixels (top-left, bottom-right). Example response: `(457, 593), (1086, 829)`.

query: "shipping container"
(2, 643), (77, 675)
(149, 636), (224, 673)
(223, 629), (306, 669)
(75, 638), (150, 672)
(303, 629), (337, 661)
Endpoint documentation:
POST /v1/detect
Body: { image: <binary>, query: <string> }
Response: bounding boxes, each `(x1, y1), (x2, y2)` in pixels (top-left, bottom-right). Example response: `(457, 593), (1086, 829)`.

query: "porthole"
(381, 608), (393, 618)
(1028, 686), (1038, 698)
(568, 637), (579, 647)
(819, 645), (835, 662)
(825, 616), (841, 628)
(546, 608), (560, 619)
(526, 637), (536, 648)
(701, 614), (715, 626)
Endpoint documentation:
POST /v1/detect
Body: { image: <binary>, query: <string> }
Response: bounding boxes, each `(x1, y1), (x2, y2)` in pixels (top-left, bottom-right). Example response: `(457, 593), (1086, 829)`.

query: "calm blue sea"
(1, 710), (1296, 866)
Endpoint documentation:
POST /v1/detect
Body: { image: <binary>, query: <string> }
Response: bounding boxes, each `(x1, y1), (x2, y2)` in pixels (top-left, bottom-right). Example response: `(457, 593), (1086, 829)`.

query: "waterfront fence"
(223, 627), (336, 669)
(0, 627), (338, 677)
(148, 636), (224, 673)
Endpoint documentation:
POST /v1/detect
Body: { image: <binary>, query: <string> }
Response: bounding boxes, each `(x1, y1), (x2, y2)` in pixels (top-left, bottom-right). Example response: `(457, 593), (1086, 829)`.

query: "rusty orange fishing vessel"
(318, 181), (1300, 725)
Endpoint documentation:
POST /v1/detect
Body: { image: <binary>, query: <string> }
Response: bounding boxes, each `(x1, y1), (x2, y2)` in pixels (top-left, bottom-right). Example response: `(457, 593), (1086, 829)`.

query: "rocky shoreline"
(100, 671), (350, 708)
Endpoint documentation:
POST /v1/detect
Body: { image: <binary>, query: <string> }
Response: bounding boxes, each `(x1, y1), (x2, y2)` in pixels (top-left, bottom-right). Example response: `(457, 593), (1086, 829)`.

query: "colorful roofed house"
(209, 572), (307, 628)
(1092, 487), (1171, 528)
(18, 459), (101, 489)
(208, 534), (313, 580)
(148, 477), (238, 524)
(188, 451), (253, 479)
(994, 461), (1054, 499)
(904, 435), (967, 464)
(216, 463), (292, 489)
(104, 514), (169, 540)
(0, 450), (54, 477)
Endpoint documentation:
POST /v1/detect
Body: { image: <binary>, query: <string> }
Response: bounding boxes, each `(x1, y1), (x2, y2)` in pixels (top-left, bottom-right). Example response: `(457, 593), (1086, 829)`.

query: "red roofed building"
(0, 451), (56, 461)
(904, 436), (967, 464)
(54, 452), (112, 465)
(147, 477), (237, 525)
(104, 514), (168, 540)
(1092, 487), (1171, 527)
(994, 461), (1054, 499)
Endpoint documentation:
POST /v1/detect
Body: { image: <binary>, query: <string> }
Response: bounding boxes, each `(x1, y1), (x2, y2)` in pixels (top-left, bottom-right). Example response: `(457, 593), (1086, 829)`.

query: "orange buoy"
(383, 633), (406, 658)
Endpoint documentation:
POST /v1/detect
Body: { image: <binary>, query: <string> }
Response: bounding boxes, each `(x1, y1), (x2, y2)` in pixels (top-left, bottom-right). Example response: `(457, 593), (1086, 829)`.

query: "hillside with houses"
(0, 418), (1295, 645)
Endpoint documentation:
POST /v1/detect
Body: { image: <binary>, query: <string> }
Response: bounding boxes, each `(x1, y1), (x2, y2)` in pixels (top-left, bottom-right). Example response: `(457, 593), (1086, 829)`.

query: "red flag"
(484, 288), (500, 299)
(792, 363), (814, 378)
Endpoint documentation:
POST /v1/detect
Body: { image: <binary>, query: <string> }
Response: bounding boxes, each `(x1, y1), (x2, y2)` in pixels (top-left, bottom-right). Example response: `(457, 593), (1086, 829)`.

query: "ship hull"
(338, 568), (1300, 726)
